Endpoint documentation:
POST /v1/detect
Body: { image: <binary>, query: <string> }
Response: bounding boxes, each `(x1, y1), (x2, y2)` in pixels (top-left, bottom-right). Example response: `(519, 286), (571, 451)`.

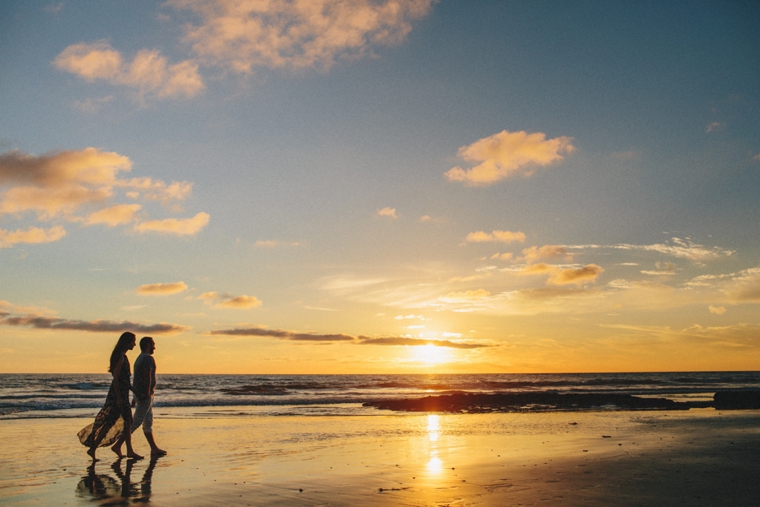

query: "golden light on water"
(426, 414), (443, 473)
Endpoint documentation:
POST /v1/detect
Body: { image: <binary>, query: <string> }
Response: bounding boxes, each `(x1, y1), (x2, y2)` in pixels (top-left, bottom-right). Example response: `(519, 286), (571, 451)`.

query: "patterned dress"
(79, 354), (132, 448)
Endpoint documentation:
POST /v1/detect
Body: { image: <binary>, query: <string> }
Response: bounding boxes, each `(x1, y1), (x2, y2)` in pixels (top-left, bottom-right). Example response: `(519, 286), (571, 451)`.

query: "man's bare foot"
(127, 452), (143, 460)
(151, 448), (167, 456)
(111, 444), (125, 458)
(87, 447), (99, 461)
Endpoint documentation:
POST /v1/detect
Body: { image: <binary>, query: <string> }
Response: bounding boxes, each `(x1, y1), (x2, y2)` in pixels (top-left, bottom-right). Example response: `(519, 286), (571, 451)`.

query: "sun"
(412, 344), (452, 365)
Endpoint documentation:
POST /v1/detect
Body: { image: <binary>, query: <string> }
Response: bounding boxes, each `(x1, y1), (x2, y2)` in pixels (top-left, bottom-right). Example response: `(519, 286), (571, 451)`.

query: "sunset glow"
(1, 2), (759, 374)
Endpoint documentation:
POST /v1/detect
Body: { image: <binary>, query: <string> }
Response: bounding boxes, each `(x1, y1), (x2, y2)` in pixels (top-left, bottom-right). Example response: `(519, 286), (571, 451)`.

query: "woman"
(80, 332), (142, 460)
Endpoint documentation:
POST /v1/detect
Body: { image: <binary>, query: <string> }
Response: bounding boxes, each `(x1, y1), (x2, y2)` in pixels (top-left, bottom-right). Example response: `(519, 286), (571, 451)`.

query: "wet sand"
(1, 408), (758, 506)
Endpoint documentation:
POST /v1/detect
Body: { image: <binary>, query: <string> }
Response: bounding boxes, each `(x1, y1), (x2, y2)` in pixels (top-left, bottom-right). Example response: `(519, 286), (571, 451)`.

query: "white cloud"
(86, 204), (142, 226)
(445, 130), (574, 186)
(133, 212), (210, 236)
(377, 207), (397, 218)
(0, 148), (208, 245)
(465, 230), (526, 244)
(0, 226), (66, 248)
(136, 281), (189, 296)
(169, 0), (434, 73)
(54, 41), (204, 99)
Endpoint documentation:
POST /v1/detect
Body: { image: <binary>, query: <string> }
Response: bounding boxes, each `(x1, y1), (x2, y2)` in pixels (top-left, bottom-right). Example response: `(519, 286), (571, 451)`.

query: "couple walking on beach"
(79, 332), (166, 460)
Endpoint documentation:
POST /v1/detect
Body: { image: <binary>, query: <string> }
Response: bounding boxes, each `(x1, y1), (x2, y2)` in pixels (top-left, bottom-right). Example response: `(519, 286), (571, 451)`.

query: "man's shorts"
(132, 395), (153, 433)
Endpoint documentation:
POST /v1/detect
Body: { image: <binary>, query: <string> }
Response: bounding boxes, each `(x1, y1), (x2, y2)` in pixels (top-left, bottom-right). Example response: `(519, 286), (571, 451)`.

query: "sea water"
(2, 372), (759, 418)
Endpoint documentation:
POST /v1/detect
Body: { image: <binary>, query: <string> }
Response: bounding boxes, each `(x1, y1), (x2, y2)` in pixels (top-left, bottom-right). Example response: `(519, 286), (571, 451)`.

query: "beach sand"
(1, 408), (758, 506)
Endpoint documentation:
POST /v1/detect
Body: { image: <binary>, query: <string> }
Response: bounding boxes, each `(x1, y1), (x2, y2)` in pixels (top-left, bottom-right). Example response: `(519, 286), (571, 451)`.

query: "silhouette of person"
(131, 336), (167, 456)
(80, 332), (142, 461)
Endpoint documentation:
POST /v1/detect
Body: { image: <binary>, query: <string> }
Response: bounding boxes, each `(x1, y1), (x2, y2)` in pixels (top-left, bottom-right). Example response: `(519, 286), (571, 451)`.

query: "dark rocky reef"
(713, 390), (760, 410)
(363, 392), (691, 413)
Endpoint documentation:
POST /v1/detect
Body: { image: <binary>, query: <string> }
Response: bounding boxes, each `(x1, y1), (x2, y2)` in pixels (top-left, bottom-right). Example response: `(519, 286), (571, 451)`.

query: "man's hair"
(140, 336), (154, 351)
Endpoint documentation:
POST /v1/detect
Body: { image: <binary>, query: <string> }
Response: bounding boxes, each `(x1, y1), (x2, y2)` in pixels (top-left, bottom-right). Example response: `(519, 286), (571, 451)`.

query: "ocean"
(2, 372), (759, 419)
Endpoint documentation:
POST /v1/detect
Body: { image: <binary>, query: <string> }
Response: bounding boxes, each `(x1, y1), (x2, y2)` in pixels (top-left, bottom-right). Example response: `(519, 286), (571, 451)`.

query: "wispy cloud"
(86, 204), (142, 226)
(169, 0), (434, 74)
(210, 327), (354, 341)
(465, 230), (526, 244)
(565, 238), (733, 262)
(133, 212), (210, 235)
(705, 122), (725, 133)
(1, 314), (189, 334)
(518, 263), (604, 286)
(136, 281), (188, 296)
(520, 245), (573, 263)
(377, 207), (398, 218)
(198, 292), (263, 309)
(54, 41), (204, 100)
(208, 326), (489, 348)
(254, 239), (302, 248)
(445, 130), (574, 186)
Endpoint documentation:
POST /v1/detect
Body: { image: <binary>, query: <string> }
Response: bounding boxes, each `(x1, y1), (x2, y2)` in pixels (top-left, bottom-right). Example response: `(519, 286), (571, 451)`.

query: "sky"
(1, 0), (759, 374)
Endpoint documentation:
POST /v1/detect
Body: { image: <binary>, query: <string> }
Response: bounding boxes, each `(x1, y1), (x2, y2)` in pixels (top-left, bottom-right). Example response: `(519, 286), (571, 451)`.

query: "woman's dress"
(78, 355), (132, 448)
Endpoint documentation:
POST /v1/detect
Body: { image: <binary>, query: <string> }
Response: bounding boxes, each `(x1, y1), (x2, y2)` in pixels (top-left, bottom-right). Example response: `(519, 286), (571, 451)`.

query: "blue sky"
(1, 1), (759, 373)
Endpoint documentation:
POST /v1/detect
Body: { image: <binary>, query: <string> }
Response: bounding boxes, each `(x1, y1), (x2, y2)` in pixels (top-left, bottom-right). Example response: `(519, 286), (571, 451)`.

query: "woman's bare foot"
(87, 447), (99, 461)
(127, 452), (143, 460)
(111, 443), (125, 458)
(151, 448), (167, 457)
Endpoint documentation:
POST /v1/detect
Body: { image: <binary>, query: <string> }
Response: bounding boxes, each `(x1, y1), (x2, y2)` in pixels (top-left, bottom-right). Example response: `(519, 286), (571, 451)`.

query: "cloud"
(54, 41), (204, 99)
(641, 261), (677, 276)
(519, 263), (604, 286)
(709, 305), (727, 315)
(705, 122), (725, 133)
(210, 327), (354, 341)
(208, 326), (489, 348)
(136, 281), (188, 296)
(521, 245), (572, 263)
(169, 0), (434, 73)
(730, 274), (760, 302)
(465, 230), (526, 244)
(0, 148), (208, 244)
(254, 239), (302, 248)
(0, 314), (189, 335)
(0, 226), (66, 248)
(490, 252), (514, 261)
(445, 130), (575, 186)
(133, 212), (210, 235)
(198, 292), (263, 309)
(377, 207), (398, 218)
(217, 295), (263, 309)
(356, 336), (489, 349)
(566, 238), (733, 262)
(551, 264), (604, 285)
(439, 289), (491, 302)
(117, 178), (193, 204)
(86, 204), (142, 226)
(753, 154), (760, 161)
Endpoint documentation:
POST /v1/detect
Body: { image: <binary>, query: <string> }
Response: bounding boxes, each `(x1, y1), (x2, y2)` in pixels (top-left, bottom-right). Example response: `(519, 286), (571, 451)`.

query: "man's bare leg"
(144, 432), (166, 456)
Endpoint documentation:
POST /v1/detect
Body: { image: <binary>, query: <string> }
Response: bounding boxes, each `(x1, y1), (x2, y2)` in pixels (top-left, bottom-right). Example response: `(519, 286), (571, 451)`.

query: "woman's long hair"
(109, 332), (135, 372)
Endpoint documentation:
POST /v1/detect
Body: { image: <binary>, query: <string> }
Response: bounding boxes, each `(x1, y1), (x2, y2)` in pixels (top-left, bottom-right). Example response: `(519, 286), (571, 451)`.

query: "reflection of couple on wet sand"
(77, 454), (160, 503)
(78, 332), (166, 460)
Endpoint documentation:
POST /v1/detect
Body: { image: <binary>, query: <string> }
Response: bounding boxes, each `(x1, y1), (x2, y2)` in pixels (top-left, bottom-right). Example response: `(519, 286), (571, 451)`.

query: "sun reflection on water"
(426, 414), (443, 474)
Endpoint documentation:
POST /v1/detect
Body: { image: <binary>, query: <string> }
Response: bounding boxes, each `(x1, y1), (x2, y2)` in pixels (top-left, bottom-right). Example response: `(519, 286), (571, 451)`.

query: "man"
(132, 337), (167, 456)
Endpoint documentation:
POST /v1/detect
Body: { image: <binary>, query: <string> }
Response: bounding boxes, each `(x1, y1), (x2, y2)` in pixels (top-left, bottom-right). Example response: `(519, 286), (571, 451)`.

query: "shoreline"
(2, 407), (759, 506)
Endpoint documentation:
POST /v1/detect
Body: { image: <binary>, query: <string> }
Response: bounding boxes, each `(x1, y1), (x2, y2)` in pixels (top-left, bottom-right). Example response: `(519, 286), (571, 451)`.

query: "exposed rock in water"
(363, 392), (690, 413)
(713, 390), (760, 410)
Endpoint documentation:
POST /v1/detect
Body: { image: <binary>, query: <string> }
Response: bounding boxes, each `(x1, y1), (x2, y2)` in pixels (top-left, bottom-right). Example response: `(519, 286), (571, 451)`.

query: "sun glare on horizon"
(412, 344), (453, 366)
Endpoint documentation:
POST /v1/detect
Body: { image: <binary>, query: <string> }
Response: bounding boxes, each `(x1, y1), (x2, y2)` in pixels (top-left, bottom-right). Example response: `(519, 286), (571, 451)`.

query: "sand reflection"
(76, 455), (160, 504)
(425, 414), (444, 475)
